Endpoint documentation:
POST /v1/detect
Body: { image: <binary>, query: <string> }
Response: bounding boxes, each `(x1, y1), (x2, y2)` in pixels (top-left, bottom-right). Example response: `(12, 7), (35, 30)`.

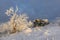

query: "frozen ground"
(0, 23), (60, 40)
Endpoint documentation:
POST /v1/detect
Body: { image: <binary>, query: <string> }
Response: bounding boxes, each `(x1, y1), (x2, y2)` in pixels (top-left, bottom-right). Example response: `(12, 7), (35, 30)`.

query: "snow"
(0, 24), (60, 40)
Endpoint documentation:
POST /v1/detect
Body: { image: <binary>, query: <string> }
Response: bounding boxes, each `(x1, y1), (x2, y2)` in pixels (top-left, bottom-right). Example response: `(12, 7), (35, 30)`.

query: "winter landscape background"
(0, 0), (60, 23)
(0, 0), (60, 40)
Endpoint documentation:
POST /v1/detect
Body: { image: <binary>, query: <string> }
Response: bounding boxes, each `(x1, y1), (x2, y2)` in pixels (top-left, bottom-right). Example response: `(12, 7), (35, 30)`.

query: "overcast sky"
(0, 0), (60, 23)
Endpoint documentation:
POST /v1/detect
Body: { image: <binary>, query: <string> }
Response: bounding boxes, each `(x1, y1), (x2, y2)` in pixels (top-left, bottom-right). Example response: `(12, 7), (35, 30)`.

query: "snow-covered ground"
(0, 23), (60, 40)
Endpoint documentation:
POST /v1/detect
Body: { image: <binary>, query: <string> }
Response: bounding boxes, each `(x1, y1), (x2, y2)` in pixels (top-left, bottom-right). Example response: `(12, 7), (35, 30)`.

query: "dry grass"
(0, 7), (33, 34)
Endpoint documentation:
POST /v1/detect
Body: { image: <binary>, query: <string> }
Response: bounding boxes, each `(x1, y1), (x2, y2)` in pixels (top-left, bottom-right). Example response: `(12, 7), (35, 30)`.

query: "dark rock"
(33, 19), (49, 27)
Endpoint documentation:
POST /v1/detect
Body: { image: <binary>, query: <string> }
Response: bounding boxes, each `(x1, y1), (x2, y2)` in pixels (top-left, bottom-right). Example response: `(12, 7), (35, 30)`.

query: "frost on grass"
(1, 7), (60, 40)
(0, 7), (33, 35)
